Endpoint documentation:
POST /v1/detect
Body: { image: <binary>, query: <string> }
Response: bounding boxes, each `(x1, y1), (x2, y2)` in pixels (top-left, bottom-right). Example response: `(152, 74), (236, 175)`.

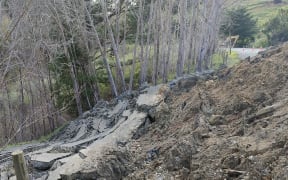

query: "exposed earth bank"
(126, 44), (288, 179)
(1, 43), (288, 179)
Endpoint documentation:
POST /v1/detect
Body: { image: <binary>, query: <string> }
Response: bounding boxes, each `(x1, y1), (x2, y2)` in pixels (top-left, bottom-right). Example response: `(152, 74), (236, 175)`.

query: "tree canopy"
(263, 9), (288, 46)
(273, 0), (282, 4)
(220, 7), (257, 47)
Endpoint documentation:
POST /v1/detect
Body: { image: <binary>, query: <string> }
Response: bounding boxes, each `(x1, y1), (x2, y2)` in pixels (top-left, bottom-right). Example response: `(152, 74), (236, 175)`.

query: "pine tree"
(273, 0), (282, 4)
(220, 7), (257, 47)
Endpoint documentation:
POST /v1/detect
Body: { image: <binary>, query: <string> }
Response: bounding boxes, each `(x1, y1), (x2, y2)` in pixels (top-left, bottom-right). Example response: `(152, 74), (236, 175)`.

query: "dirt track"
(231, 48), (266, 59)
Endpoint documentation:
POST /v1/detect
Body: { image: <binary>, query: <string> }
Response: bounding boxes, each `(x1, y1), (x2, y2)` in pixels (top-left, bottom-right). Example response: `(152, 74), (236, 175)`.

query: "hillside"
(226, 0), (288, 48)
(236, 0), (288, 25)
(126, 44), (288, 179)
(1, 43), (288, 179)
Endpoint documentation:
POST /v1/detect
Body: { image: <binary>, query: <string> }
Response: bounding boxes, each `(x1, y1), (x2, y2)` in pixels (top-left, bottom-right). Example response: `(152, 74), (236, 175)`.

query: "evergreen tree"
(263, 9), (288, 46)
(273, 0), (282, 4)
(220, 7), (257, 47)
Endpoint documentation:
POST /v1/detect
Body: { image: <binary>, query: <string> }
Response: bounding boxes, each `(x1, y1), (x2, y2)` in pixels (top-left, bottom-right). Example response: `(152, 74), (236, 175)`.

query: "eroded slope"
(126, 44), (288, 179)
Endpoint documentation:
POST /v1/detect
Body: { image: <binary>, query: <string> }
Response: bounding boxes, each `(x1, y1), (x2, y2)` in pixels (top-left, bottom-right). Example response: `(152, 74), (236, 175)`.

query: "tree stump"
(12, 150), (29, 180)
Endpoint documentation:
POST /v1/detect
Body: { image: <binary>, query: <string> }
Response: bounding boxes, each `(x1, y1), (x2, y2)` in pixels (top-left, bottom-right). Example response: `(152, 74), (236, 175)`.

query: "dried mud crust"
(126, 43), (288, 179)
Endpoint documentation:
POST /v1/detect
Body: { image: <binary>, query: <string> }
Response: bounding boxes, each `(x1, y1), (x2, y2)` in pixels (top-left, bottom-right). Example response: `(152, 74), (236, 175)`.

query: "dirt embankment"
(126, 44), (288, 179)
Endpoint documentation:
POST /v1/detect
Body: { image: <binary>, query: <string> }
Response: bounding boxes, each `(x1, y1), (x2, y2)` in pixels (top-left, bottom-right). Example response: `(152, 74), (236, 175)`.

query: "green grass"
(212, 51), (240, 68)
(236, 0), (288, 19)
(233, 0), (288, 24)
(228, 51), (241, 66)
(1, 141), (38, 151)
(230, 0), (288, 47)
(232, 0), (288, 25)
(38, 122), (69, 142)
(0, 122), (68, 151)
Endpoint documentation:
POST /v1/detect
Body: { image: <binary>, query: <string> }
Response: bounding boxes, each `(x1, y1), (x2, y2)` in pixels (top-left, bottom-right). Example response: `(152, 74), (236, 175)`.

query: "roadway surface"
(231, 48), (266, 59)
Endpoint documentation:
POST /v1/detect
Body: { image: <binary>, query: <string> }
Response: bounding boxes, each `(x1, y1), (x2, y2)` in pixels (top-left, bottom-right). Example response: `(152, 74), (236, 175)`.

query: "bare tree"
(129, 0), (143, 92)
(140, 0), (155, 85)
(0, 0), (228, 145)
(176, 0), (186, 77)
(101, 0), (126, 92)
(84, 4), (119, 97)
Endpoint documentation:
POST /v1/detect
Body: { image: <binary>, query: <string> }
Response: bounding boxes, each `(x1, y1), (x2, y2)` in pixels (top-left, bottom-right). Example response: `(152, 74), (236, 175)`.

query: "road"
(231, 48), (266, 60)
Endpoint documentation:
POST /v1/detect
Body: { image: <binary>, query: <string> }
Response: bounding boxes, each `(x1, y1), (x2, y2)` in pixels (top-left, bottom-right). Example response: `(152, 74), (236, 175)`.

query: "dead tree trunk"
(101, 0), (126, 92)
(177, 0), (186, 77)
(85, 5), (119, 97)
(129, 0), (142, 92)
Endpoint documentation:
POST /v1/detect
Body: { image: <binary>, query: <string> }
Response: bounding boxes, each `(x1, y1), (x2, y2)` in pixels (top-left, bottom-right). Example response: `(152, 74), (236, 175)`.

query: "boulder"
(148, 102), (170, 121)
(31, 153), (71, 170)
(252, 91), (272, 104)
(246, 104), (278, 123)
(137, 85), (168, 108)
(176, 75), (198, 90)
(169, 71), (215, 91)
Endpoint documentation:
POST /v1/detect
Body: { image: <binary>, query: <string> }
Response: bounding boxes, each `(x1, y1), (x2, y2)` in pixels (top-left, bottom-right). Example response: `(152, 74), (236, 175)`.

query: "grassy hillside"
(230, 0), (288, 47)
(235, 0), (288, 25)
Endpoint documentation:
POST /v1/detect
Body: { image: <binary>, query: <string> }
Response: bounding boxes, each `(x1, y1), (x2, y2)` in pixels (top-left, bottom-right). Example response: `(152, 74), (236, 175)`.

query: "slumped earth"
(1, 43), (288, 179)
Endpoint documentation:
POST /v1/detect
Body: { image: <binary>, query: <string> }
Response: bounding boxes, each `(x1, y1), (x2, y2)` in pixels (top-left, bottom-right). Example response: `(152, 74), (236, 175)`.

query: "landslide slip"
(126, 44), (288, 179)
(2, 43), (288, 180)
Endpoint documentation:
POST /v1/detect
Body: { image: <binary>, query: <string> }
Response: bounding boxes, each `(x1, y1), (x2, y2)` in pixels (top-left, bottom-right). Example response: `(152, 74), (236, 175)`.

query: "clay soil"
(126, 43), (288, 179)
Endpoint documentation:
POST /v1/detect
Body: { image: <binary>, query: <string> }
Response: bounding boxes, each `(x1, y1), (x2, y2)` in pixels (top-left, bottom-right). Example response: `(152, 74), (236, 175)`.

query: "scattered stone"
(176, 75), (198, 90)
(31, 153), (71, 170)
(122, 110), (132, 117)
(137, 85), (168, 108)
(34, 173), (48, 180)
(246, 104), (277, 123)
(0, 171), (8, 180)
(190, 163), (200, 171)
(221, 155), (241, 169)
(148, 102), (169, 122)
(224, 169), (246, 178)
(223, 98), (252, 115)
(8, 176), (16, 180)
(208, 115), (227, 126)
(252, 91), (271, 104)
(50, 160), (62, 171)
(146, 147), (160, 162)
(232, 127), (244, 137)
(165, 141), (197, 171)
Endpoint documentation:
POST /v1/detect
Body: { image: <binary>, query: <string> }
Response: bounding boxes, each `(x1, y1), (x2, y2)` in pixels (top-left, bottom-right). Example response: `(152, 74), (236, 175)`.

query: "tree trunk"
(101, 0), (126, 92)
(85, 5), (119, 97)
(141, 0), (155, 85)
(177, 0), (186, 77)
(18, 68), (25, 142)
(129, 0), (142, 92)
(152, 0), (161, 85)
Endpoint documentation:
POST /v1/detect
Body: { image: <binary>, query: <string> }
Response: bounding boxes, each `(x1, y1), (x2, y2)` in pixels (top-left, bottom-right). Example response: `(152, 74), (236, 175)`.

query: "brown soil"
(126, 43), (288, 179)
